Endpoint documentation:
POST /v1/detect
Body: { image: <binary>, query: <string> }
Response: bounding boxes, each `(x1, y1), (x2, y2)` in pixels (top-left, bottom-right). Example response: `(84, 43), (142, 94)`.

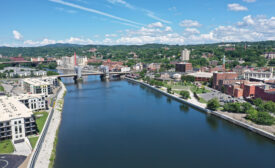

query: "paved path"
(32, 82), (66, 168)
(13, 141), (32, 156)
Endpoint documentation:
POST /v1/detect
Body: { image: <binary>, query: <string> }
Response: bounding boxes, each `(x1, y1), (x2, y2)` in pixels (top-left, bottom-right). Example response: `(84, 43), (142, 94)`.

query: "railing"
(27, 86), (63, 168)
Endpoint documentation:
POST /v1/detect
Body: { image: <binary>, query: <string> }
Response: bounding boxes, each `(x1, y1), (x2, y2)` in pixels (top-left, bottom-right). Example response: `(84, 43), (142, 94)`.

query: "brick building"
(175, 63), (192, 72)
(213, 72), (238, 90)
(255, 85), (275, 101)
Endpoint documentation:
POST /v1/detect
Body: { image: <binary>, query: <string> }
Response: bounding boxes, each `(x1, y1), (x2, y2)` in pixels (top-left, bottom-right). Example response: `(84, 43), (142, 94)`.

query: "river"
(54, 76), (275, 168)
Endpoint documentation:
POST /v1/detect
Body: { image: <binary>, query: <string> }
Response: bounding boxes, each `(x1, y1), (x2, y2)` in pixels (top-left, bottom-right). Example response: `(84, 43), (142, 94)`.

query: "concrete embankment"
(126, 77), (275, 141)
(27, 81), (67, 168)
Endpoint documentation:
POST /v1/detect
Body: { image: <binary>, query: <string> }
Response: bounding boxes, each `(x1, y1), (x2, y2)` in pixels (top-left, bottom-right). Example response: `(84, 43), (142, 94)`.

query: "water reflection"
(179, 104), (189, 113)
(206, 115), (219, 131)
(166, 97), (172, 104)
(139, 84), (163, 99)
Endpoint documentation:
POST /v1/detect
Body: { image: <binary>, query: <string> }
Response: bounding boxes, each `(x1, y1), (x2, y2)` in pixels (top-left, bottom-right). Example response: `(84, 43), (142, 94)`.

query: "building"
(181, 49), (190, 61)
(175, 63), (192, 73)
(255, 85), (275, 101)
(31, 57), (44, 62)
(0, 67), (47, 78)
(244, 70), (273, 80)
(21, 78), (52, 95)
(121, 67), (131, 72)
(0, 96), (37, 142)
(41, 76), (59, 87)
(10, 57), (25, 62)
(15, 94), (47, 111)
(132, 63), (143, 71)
(58, 55), (88, 69)
(264, 52), (275, 60)
(147, 63), (161, 71)
(243, 82), (263, 98)
(212, 72), (238, 90)
(187, 72), (213, 82)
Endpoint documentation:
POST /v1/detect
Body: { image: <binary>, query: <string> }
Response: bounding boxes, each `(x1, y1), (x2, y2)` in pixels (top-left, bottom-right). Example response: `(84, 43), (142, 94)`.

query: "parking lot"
(199, 87), (245, 105)
(0, 155), (26, 168)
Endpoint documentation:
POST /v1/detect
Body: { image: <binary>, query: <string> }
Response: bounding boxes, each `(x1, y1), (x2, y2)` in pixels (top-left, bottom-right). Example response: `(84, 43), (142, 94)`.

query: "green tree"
(207, 98), (220, 111)
(180, 90), (190, 99)
(167, 87), (172, 94)
(47, 71), (59, 76)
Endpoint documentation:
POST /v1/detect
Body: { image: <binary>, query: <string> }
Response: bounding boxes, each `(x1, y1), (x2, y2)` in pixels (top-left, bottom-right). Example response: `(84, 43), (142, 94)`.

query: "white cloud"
(243, 0), (256, 3)
(179, 20), (201, 27)
(184, 28), (200, 34)
(23, 37), (94, 46)
(49, 0), (143, 26)
(12, 30), (23, 40)
(107, 0), (134, 9)
(148, 22), (164, 28)
(165, 26), (172, 32)
(228, 3), (248, 11)
(105, 34), (117, 37)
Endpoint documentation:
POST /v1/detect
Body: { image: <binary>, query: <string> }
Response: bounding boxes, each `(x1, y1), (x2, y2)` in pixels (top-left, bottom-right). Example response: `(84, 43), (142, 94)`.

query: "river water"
(54, 76), (275, 168)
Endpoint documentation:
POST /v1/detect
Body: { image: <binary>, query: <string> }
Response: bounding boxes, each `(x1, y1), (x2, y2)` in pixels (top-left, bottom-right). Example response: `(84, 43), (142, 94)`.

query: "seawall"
(126, 77), (275, 141)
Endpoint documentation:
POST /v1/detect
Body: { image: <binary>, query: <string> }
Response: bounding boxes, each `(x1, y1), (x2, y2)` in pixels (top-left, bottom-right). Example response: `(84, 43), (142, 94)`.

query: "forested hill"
(0, 41), (274, 67)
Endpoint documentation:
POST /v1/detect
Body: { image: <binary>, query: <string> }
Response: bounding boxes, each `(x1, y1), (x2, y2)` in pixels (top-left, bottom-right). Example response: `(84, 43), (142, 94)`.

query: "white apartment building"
(244, 70), (273, 80)
(0, 96), (36, 142)
(21, 78), (52, 95)
(15, 94), (47, 111)
(121, 67), (131, 72)
(181, 49), (190, 61)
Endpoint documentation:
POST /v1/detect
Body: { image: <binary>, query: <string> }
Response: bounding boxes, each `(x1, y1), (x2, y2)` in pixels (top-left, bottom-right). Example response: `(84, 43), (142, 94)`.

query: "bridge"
(56, 71), (131, 82)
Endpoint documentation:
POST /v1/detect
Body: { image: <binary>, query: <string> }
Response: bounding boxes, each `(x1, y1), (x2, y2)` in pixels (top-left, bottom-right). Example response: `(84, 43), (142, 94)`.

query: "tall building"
(175, 63), (193, 72)
(181, 49), (190, 61)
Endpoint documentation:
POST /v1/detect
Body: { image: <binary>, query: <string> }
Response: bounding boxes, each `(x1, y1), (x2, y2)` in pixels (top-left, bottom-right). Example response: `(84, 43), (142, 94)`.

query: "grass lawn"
(198, 97), (207, 104)
(0, 84), (4, 92)
(28, 137), (39, 149)
(0, 140), (14, 154)
(34, 111), (49, 133)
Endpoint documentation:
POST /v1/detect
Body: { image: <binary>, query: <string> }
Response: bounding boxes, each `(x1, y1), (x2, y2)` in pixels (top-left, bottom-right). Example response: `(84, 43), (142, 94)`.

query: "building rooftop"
(15, 94), (44, 100)
(22, 78), (51, 86)
(0, 96), (33, 122)
(187, 72), (213, 78)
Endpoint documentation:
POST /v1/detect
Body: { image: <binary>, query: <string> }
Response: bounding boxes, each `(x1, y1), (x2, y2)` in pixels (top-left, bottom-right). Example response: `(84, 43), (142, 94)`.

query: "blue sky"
(1, 0), (275, 46)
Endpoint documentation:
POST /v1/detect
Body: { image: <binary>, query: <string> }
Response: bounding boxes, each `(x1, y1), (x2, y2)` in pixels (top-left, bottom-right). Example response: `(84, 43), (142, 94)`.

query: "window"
(14, 121), (17, 124)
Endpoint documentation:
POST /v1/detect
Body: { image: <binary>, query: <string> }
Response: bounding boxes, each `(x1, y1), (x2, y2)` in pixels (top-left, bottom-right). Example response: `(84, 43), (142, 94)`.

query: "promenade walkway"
(32, 82), (66, 168)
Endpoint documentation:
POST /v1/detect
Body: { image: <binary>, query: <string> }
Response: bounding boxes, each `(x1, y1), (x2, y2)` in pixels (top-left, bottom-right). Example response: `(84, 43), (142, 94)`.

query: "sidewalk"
(31, 82), (66, 168)
(13, 141), (32, 156)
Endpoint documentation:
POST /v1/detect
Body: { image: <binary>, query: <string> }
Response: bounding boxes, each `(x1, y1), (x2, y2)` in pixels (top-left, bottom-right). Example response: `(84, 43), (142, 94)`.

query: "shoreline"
(27, 81), (67, 168)
(125, 77), (275, 141)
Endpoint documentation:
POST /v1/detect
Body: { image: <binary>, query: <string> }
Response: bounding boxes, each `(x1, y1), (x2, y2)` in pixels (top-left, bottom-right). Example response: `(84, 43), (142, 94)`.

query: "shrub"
(180, 90), (190, 99)
(207, 98), (220, 111)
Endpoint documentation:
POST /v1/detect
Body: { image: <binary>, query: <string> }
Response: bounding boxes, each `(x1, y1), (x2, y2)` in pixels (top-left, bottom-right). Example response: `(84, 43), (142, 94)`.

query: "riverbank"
(27, 81), (67, 168)
(126, 77), (275, 141)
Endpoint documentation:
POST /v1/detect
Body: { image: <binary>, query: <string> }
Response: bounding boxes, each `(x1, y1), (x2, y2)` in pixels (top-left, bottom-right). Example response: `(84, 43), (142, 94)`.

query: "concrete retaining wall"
(126, 77), (275, 141)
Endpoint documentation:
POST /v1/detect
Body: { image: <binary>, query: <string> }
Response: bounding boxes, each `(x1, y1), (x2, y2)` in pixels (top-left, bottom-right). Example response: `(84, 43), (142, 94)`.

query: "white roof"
(188, 72), (213, 78)
(0, 96), (33, 122)
(15, 94), (45, 100)
(22, 78), (50, 86)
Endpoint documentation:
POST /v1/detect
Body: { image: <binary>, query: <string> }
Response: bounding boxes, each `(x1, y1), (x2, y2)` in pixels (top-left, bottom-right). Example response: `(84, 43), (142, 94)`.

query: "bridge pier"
(100, 73), (109, 81)
(73, 75), (83, 83)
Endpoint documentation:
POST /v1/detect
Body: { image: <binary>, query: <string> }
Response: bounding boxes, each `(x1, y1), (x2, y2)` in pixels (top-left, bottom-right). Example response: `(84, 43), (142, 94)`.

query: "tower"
(222, 55), (226, 71)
